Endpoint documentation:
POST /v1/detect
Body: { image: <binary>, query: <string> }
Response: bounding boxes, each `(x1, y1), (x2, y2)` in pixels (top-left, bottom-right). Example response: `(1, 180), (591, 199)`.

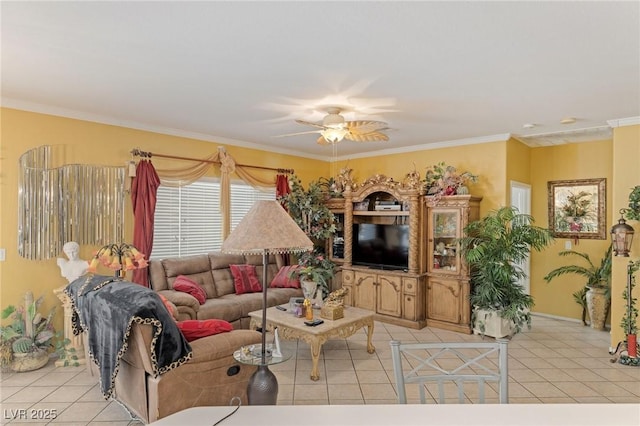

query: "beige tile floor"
(1, 315), (639, 425)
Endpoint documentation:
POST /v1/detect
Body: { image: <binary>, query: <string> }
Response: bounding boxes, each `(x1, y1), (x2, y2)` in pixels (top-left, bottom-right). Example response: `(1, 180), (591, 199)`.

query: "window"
(151, 179), (275, 259)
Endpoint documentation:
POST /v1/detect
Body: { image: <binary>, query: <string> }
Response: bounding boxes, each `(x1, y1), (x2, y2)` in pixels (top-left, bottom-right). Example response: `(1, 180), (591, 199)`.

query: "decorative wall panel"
(18, 145), (125, 260)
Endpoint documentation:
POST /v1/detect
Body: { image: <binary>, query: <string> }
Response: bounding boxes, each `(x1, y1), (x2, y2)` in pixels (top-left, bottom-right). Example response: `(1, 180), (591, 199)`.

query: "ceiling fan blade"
(346, 120), (389, 134)
(272, 130), (322, 138)
(345, 131), (389, 142)
(295, 119), (326, 129)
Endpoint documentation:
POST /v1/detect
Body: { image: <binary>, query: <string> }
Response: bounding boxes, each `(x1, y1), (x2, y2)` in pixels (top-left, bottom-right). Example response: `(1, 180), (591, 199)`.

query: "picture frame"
(548, 178), (606, 240)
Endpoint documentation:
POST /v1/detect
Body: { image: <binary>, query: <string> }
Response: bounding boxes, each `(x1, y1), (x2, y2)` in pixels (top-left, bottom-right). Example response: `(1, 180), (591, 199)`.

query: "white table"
(149, 404), (640, 426)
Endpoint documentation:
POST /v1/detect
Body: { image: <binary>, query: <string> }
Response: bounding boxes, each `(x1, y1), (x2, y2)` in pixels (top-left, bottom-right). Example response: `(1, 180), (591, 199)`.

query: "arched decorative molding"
(18, 145), (125, 260)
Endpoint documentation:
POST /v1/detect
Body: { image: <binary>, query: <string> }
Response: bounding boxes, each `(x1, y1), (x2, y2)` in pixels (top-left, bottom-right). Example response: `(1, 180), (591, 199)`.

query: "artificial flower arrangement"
(424, 162), (478, 196)
(289, 249), (336, 296)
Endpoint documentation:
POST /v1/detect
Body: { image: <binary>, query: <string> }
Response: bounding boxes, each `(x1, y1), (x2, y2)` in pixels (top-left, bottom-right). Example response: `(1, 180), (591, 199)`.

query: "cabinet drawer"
(342, 269), (355, 286)
(402, 277), (418, 295)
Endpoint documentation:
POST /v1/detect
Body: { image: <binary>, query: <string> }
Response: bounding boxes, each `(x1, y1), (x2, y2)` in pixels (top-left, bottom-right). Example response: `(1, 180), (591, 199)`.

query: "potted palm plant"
(543, 245), (612, 330)
(459, 206), (553, 337)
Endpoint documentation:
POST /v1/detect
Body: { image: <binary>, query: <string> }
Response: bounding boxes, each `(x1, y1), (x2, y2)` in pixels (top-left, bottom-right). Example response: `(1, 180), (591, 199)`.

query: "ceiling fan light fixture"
(321, 127), (348, 143)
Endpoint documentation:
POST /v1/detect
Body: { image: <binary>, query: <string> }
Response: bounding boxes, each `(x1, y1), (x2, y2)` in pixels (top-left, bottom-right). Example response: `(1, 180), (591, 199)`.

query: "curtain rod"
(130, 148), (293, 174)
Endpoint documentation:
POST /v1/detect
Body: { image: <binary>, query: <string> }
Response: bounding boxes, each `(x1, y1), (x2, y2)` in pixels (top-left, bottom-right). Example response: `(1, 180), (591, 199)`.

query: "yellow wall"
(341, 140), (508, 215)
(2, 107), (632, 348)
(529, 140), (613, 321)
(0, 108), (326, 333)
(610, 124), (640, 347)
(506, 137), (532, 197)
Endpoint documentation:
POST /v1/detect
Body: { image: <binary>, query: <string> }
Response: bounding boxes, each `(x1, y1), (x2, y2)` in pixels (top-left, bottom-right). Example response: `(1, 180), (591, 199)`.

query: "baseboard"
(530, 311), (611, 329)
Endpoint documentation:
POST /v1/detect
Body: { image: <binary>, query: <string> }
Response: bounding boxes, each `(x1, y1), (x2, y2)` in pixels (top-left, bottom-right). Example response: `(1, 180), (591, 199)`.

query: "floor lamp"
(221, 200), (313, 405)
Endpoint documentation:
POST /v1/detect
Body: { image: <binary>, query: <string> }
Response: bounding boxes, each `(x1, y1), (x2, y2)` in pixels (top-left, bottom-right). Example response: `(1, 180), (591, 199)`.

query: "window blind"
(151, 179), (275, 259)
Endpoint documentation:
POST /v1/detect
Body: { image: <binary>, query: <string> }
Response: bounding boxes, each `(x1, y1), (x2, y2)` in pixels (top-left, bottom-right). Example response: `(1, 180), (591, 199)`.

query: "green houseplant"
(459, 206), (553, 337)
(280, 174), (338, 297)
(620, 260), (639, 358)
(543, 245), (612, 330)
(279, 174), (337, 242)
(624, 185), (640, 221)
(1, 292), (56, 372)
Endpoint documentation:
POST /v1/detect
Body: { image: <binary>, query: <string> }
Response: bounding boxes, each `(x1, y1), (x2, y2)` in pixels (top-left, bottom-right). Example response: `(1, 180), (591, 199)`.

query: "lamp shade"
(221, 200), (314, 255)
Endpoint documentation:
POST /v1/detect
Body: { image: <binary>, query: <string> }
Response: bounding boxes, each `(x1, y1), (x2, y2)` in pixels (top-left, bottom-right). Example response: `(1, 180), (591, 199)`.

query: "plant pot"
(472, 309), (514, 338)
(10, 348), (49, 372)
(585, 287), (608, 331)
(628, 334), (637, 358)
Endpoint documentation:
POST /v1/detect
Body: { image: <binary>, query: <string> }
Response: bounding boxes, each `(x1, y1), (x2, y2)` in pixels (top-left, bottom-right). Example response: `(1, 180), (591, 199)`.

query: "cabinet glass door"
(330, 213), (345, 261)
(431, 210), (460, 273)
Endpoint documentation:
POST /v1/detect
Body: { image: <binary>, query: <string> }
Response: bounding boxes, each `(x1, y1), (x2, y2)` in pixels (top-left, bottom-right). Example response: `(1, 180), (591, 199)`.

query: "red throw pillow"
(157, 294), (178, 321)
(270, 265), (301, 289)
(172, 275), (207, 305)
(177, 319), (233, 342)
(230, 264), (262, 294)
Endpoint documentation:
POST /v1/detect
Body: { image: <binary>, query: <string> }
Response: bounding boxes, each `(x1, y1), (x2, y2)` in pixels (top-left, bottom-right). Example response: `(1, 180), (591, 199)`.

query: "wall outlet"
(0, 248), (5, 261)
(564, 241), (572, 250)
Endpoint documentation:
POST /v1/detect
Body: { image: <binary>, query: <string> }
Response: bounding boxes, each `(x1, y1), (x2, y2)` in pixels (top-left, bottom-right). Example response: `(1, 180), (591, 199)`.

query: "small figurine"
(325, 287), (349, 308)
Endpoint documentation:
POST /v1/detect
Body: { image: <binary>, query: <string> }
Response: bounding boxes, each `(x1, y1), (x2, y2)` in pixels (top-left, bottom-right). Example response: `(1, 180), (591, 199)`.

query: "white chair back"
(389, 339), (509, 404)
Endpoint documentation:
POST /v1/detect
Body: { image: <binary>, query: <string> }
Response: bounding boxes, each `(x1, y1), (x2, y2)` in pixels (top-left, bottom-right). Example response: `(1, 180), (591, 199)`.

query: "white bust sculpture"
(57, 241), (89, 283)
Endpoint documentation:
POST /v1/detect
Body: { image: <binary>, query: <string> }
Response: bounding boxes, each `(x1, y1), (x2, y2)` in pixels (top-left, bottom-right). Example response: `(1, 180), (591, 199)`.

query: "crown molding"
(607, 116), (640, 128)
(513, 126), (612, 147)
(332, 133), (511, 161)
(1, 98), (329, 161)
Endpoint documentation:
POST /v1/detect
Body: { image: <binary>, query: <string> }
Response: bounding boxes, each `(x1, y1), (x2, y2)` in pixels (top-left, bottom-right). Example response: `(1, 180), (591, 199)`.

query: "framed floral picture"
(548, 178), (606, 239)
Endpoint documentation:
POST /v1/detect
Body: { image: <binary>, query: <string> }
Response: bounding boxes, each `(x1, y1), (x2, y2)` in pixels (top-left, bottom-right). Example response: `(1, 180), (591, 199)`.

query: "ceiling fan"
(276, 107), (390, 145)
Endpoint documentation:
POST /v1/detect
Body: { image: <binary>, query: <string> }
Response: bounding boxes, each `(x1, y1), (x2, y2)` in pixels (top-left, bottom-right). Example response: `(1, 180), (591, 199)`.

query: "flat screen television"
(352, 223), (409, 270)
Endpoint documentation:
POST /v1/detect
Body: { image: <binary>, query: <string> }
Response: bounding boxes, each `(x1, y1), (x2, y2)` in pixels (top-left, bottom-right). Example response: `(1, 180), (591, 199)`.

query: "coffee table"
(248, 305), (375, 381)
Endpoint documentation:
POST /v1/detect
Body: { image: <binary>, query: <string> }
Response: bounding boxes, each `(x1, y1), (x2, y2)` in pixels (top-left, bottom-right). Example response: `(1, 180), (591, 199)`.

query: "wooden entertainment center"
(326, 175), (481, 333)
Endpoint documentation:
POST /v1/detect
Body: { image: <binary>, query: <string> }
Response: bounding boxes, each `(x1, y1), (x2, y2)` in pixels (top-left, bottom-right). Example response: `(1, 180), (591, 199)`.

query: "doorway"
(511, 181), (532, 295)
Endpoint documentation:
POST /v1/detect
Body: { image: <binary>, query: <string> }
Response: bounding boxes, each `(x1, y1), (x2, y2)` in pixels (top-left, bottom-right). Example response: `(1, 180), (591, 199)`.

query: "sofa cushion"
(244, 254), (281, 287)
(220, 293), (265, 317)
(177, 319), (233, 342)
(209, 253), (246, 296)
(173, 275), (207, 305)
(163, 254), (217, 298)
(270, 265), (301, 288)
(230, 264), (262, 294)
(196, 298), (243, 323)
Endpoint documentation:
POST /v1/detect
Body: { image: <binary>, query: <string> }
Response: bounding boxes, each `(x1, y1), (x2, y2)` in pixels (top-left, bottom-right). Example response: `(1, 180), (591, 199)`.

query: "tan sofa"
(149, 252), (303, 329)
(110, 323), (261, 423)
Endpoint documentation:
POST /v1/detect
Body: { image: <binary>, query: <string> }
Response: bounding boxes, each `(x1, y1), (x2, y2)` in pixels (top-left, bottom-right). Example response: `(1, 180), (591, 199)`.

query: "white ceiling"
(2, 1), (639, 160)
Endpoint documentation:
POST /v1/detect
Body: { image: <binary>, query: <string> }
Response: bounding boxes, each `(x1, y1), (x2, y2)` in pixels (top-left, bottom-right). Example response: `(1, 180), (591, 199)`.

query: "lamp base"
(247, 364), (278, 405)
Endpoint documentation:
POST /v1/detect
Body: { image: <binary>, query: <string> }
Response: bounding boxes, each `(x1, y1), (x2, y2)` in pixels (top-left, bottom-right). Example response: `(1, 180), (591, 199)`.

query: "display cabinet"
(337, 176), (427, 329)
(425, 195), (482, 333)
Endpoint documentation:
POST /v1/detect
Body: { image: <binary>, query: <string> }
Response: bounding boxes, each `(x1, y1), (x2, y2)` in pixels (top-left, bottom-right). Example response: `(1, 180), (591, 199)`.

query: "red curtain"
(276, 173), (290, 207)
(131, 160), (160, 286)
(276, 173), (292, 264)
